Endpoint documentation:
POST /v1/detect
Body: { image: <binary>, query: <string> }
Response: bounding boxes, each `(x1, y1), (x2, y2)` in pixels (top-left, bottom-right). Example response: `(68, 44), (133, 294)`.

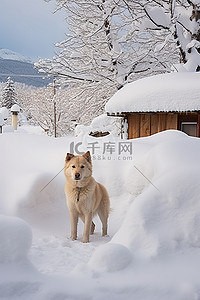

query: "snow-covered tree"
(37, 1), (178, 87)
(42, 0), (200, 74)
(1, 77), (18, 109)
(15, 82), (107, 136)
(125, 0), (200, 72)
(35, 0), (180, 128)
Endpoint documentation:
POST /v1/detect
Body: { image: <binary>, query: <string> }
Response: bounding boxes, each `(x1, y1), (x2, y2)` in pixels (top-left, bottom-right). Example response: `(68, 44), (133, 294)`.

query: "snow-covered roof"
(105, 72), (200, 113)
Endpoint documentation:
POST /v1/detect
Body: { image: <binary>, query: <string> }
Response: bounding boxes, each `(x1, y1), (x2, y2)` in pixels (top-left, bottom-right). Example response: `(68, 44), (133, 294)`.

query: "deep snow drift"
(1, 129), (200, 299)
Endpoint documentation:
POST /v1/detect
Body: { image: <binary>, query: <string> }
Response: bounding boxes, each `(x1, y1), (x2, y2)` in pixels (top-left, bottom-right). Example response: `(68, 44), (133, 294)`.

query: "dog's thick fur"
(64, 151), (110, 243)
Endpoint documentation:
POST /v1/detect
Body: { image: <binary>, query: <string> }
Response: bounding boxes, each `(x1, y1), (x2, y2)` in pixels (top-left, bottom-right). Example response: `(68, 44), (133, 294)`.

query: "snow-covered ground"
(1, 127), (200, 299)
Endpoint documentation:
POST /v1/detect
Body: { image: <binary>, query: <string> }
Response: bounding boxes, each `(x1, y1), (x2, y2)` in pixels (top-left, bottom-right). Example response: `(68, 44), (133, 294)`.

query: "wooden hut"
(105, 72), (200, 139)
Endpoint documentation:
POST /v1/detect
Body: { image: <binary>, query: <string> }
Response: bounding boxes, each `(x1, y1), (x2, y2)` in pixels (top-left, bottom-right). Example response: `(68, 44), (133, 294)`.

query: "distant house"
(105, 72), (200, 139)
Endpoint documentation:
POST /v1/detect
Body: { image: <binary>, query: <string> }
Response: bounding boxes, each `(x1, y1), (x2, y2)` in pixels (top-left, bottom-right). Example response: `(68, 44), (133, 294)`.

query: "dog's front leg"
(70, 211), (78, 240)
(82, 213), (93, 243)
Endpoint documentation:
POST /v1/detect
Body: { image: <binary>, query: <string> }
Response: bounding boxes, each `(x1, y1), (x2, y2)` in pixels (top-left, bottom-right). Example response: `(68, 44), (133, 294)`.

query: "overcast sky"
(0, 0), (66, 61)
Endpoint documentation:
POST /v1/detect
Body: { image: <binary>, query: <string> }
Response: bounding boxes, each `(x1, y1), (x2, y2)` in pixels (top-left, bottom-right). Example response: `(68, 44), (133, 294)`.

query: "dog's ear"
(65, 153), (74, 162)
(82, 151), (91, 163)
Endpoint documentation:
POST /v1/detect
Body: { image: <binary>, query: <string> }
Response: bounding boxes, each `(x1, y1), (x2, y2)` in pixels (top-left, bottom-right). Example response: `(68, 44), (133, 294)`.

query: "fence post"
(11, 104), (20, 130)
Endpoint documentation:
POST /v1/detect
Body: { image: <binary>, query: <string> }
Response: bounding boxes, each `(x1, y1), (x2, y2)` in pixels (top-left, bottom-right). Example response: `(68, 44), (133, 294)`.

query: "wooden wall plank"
(158, 113), (167, 132)
(140, 114), (151, 137)
(166, 114), (178, 130)
(151, 114), (159, 135)
(128, 114), (140, 139)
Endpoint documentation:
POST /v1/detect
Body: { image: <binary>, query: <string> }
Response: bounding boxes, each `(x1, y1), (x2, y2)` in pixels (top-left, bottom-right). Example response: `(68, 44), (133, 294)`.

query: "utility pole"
(53, 77), (57, 138)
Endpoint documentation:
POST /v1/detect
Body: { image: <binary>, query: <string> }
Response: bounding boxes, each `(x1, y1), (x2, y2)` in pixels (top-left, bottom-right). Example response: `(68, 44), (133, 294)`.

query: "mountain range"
(0, 49), (51, 87)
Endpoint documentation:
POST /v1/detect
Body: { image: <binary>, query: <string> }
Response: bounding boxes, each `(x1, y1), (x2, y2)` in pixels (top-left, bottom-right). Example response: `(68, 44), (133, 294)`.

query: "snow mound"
(0, 107), (9, 120)
(89, 243), (132, 272)
(90, 114), (121, 136)
(112, 170), (200, 259)
(75, 114), (121, 137)
(111, 130), (200, 259)
(0, 215), (32, 263)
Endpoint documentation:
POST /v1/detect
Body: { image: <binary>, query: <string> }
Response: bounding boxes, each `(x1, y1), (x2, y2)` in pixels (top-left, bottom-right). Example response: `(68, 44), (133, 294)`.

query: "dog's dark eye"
(81, 165), (85, 169)
(72, 165), (76, 168)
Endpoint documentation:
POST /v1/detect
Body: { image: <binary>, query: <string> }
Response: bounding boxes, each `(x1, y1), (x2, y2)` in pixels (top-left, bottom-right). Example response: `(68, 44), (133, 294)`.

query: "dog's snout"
(75, 173), (81, 180)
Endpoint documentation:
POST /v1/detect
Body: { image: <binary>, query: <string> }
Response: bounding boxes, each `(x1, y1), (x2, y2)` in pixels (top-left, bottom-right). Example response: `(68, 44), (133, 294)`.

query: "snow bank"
(105, 72), (200, 113)
(112, 169), (200, 259)
(89, 130), (200, 268)
(0, 215), (32, 263)
(17, 125), (45, 135)
(87, 130), (200, 270)
(0, 133), (70, 235)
